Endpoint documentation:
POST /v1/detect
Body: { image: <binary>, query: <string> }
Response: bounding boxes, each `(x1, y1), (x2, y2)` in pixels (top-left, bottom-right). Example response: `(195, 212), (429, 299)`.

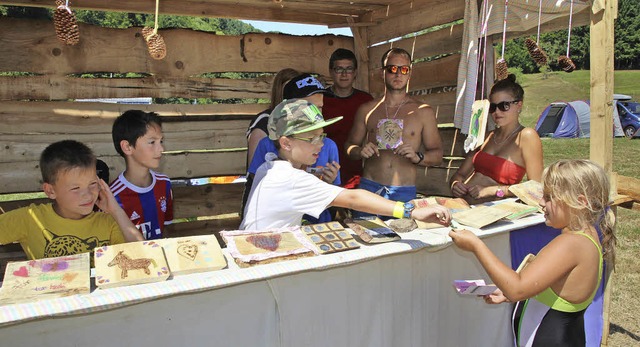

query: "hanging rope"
(566, 0), (574, 57)
(500, 0), (509, 60)
(154, 0), (160, 35)
(536, 0), (543, 44)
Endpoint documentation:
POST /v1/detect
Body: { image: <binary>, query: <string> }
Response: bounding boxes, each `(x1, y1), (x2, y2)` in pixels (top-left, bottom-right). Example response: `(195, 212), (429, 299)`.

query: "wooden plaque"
(94, 241), (170, 289)
(0, 253), (90, 305)
(300, 222), (360, 254)
(221, 228), (317, 268)
(158, 235), (227, 276)
(452, 206), (511, 229)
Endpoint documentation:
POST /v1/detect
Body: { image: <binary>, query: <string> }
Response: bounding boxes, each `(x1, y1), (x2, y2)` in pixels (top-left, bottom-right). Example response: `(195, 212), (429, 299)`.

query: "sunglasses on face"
(333, 66), (355, 75)
(290, 133), (327, 145)
(384, 65), (411, 75)
(489, 100), (520, 113)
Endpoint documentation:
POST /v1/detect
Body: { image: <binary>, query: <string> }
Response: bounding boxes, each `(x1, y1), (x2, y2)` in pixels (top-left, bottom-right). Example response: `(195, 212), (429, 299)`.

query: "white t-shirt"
(240, 158), (344, 230)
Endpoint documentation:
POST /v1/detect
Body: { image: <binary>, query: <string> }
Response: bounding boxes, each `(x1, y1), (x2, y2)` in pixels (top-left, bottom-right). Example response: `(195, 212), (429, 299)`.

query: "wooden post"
(590, 2), (618, 345)
(348, 17), (370, 92)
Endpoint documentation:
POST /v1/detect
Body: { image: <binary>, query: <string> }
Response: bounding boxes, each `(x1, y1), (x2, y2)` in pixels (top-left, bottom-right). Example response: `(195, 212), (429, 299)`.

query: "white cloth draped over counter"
(0, 214), (545, 346)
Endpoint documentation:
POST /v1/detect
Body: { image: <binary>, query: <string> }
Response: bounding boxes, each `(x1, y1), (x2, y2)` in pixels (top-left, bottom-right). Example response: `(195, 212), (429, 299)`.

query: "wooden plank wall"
(363, 0), (466, 196)
(0, 17), (354, 248)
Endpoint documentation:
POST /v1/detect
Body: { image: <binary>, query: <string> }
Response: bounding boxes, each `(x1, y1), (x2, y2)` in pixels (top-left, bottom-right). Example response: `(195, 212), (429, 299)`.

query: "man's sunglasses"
(290, 133), (327, 145)
(384, 65), (411, 75)
(489, 100), (520, 113)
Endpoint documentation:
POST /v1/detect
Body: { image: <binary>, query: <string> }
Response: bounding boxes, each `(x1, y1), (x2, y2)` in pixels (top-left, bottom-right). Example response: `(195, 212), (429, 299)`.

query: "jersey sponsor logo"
(137, 221), (153, 240)
(130, 211), (140, 221)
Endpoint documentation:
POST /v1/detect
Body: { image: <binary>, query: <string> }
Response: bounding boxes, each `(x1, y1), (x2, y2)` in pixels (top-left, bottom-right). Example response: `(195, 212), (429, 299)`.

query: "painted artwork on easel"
(0, 253), (90, 305)
(94, 241), (169, 289)
(158, 235), (227, 275)
(463, 99), (490, 153)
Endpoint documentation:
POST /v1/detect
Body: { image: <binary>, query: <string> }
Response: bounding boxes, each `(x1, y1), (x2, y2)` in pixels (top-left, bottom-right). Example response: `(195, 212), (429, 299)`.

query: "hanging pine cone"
(558, 55), (576, 73)
(53, 4), (80, 45)
(141, 26), (167, 60)
(496, 58), (509, 81)
(524, 38), (548, 66)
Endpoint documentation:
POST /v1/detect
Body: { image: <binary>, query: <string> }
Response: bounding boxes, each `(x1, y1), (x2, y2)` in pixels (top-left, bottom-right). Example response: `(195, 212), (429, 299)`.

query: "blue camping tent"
(535, 100), (624, 138)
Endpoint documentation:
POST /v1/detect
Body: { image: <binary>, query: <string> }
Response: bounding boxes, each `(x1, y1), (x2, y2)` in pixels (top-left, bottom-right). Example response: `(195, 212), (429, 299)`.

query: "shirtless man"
(345, 48), (443, 218)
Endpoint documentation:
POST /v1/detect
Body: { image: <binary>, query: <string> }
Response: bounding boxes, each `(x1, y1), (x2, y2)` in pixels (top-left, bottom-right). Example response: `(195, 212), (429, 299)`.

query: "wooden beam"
(367, 0), (465, 44)
(617, 175), (640, 203)
(589, 0), (617, 174)
(0, 19), (354, 77)
(0, 151), (247, 194)
(368, 23), (464, 68)
(0, 0), (368, 26)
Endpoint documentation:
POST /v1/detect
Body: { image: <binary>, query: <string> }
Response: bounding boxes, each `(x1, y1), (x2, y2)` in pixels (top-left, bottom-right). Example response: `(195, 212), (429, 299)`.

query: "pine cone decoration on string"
(141, 26), (167, 60)
(495, 58), (509, 81)
(53, 3), (80, 45)
(557, 55), (576, 73)
(524, 38), (548, 66)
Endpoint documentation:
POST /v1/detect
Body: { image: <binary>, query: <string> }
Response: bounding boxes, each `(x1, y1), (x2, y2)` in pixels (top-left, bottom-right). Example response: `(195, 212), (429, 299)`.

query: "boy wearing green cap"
(240, 99), (452, 230)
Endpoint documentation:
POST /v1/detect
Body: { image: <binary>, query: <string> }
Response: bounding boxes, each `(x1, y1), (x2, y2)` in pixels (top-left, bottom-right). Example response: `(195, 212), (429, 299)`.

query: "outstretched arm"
(96, 179), (144, 242)
(331, 189), (451, 225)
(449, 229), (580, 302)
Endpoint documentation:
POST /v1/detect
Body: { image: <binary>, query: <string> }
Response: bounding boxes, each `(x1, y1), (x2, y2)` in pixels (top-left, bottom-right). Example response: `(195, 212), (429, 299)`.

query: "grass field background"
(0, 70), (638, 344)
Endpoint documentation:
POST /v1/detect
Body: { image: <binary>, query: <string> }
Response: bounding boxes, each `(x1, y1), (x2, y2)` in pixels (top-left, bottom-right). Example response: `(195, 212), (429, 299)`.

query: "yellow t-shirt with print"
(0, 203), (125, 260)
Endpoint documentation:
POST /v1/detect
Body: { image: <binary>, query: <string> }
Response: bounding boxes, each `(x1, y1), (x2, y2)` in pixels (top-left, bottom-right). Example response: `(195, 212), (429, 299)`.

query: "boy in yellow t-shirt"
(0, 140), (143, 260)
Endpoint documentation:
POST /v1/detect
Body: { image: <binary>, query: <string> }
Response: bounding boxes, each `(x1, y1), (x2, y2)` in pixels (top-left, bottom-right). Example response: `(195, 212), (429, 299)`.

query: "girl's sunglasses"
(489, 100), (520, 113)
(384, 65), (411, 75)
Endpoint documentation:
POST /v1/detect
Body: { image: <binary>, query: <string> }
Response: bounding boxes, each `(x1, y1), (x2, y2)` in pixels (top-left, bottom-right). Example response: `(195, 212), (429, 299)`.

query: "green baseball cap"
(268, 99), (343, 140)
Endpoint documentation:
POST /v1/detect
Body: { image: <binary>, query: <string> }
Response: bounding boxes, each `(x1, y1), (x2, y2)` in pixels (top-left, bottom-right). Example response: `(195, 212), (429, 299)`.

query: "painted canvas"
(413, 196), (471, 229)
(345, 217), (400, 244)
(0, 253), (90, 305)
(94, 240), (170, 289)
(300, 222), (360, 254)
(158, 235), (227, 275)
(463, 99), (490, 153)
(452, 205), (511, 229)
(509, 180), (544, 212)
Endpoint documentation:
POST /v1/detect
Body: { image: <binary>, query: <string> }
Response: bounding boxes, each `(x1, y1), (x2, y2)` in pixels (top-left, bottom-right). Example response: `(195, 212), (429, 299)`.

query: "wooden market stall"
(0, 0), (631, 345)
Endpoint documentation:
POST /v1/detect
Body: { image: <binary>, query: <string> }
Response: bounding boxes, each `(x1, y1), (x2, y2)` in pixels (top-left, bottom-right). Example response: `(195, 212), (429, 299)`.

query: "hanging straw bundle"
(142, 0), (167, 60)
(496, 0), (510, 81)
(558, 0), (576, 72)
(53, 0), (80, 45)
(524, 1), (548, 66)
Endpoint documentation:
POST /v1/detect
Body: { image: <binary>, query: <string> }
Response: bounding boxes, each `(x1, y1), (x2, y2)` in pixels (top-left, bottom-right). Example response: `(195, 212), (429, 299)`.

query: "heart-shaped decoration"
(13, 266), (29, 277)
(246, 234), (282, 252)
(177, 243), (198, 261)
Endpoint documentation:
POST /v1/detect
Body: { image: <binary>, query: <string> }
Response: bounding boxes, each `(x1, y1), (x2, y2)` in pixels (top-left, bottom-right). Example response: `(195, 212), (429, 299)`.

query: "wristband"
(450, 180), (460, 190)
(392, 201), (404, 219)
(414, 151), (424, 164)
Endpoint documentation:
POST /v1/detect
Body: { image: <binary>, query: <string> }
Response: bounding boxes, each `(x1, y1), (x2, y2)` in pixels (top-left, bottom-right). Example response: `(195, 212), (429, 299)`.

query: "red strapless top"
(472, 150), (526, 185)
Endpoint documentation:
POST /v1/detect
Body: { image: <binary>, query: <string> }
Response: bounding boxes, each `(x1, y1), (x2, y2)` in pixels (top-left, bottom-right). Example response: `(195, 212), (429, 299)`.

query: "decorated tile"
(302, 222), (360, 254)
(94, 241), (169, 289)
(221, 228), (318, 268)
(0, 253), (90, 305)
(345, 217), (401, 244)
(157, 235), (227, 276)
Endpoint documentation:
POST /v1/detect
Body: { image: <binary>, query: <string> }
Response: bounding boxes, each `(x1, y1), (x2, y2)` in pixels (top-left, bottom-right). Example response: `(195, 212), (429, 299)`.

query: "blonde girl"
(449, 159), (616, 346)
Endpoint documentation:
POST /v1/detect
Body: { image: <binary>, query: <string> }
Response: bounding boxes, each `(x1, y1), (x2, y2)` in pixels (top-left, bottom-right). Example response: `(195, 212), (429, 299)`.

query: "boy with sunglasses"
(240, 99), (451, 230)
(345, 48), (443, 219)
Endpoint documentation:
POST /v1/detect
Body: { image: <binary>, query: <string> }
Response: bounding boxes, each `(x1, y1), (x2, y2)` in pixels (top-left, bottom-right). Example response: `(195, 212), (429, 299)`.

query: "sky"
(242, 20), (352, 37)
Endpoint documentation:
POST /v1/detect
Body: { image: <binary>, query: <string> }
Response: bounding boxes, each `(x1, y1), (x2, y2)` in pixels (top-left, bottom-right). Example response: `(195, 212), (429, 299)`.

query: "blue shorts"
(352, 177), (416, 220)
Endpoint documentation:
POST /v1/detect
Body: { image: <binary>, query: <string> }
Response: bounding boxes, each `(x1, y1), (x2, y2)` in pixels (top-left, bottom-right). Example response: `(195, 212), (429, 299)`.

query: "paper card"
(0, 253), (90, 305)
(94, 241), (170, 289)
(453, 279), (497, 296)
(463, 99), (490, 153)
(452, 205), (511, 229)
(158, 235), (227, 276)
(491, 201), (540, 220)
(508, 180), (544, 212)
